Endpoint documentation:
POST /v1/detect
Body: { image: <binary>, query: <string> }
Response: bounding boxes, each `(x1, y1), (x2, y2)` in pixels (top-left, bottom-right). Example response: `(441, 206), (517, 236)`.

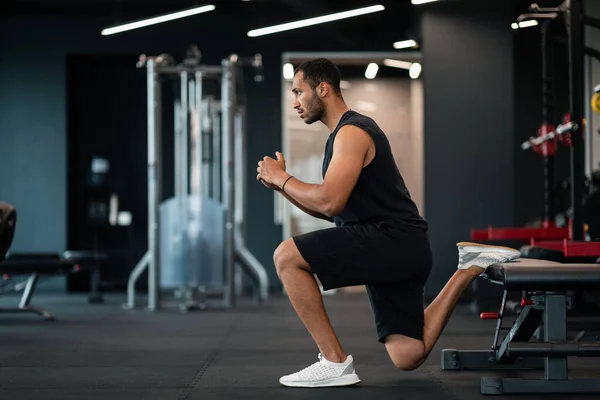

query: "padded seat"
(483, 258), (600, 290)
(0, 251), (106, 319)
(0, 259), (78, 275)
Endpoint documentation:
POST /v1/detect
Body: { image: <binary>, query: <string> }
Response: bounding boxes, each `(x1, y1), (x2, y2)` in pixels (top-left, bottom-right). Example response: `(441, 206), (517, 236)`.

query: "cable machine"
(124, 46), (269, 312)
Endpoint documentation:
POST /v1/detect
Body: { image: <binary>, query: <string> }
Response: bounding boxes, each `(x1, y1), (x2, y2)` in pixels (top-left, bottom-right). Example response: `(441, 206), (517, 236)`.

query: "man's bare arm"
(273, 125), (371, 218)
(278, 189), (334, 222)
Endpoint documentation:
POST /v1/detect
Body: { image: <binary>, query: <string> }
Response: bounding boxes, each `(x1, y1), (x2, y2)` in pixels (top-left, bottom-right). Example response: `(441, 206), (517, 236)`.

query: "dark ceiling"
(2, 0), (414, 17)
(1, 0), (421, 51)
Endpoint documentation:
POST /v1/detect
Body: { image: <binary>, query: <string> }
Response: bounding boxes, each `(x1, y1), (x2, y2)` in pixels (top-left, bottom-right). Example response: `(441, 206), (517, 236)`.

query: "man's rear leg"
(384, 242), (521, 370)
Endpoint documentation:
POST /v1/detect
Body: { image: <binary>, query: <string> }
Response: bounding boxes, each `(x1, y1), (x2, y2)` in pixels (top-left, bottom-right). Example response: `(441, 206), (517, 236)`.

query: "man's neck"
(321, 101), (351, 132)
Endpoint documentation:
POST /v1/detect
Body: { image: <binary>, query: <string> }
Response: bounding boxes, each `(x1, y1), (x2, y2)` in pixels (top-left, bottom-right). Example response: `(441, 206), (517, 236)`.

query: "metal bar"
(148, 58), (162, 311)
(521, 121), (577, 149)
(496, 305), (543, 363)
(124, 250), (150, 309)
(234, 109), (245, 232)
(482, 376), (600, 394)
(506, 341), (600, 357)
(492, 289), (508, 351)
(154, 65), (223, 76)
(194, 71), (206, 199)
(221, 56), (236, 307)
(174, 99), (182, 199)
(233, 106), (270, 302)
(585, 47), (600, 61)
(568, 0), (585, 240)
(544, 294), (568, 380)
(234, 108), (245, 298)
(541, 20), (556, 224)
(585, 55), (593, 179)
(440, 349), (543, 371)
(19, 274), (38, 308)
(212, 101), (221, 202)
(126, 57), (160, 310)
(584, 15), (600, 30)
(180, 70), (189, 229)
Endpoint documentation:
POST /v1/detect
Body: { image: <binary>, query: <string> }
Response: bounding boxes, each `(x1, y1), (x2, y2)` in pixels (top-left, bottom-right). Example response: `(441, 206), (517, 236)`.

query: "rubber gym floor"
(0, 291), (598, 399)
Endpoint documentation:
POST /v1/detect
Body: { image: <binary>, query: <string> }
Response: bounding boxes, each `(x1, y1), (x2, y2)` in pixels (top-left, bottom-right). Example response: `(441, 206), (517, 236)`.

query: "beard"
(302, 94), (325, 125)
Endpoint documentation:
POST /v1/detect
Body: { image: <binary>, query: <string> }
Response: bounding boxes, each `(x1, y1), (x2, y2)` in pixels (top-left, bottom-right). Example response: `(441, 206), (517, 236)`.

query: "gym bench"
(0, 251), (106, 320)
(441, 258), (600, 395)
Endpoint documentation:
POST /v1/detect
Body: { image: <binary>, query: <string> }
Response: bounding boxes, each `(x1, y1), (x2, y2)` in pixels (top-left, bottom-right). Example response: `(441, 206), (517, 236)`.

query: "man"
(256, 58), (520, 388)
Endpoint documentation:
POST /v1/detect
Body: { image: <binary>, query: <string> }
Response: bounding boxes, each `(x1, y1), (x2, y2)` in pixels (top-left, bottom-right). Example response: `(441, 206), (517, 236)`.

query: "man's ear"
(318, 83), (328, 97)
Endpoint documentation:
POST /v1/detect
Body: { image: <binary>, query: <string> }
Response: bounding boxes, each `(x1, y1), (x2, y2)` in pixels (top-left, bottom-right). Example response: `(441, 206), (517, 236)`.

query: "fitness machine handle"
(521, 121), (577, 150)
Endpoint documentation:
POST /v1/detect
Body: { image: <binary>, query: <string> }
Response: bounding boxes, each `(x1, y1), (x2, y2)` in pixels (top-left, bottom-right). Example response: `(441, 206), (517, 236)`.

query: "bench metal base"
(442, 290), (600, 395)
(441, 349), (543, 370)
(0, 306), (54, 320)
(481, 377), (600, 394)
(0, 274), (55, 320)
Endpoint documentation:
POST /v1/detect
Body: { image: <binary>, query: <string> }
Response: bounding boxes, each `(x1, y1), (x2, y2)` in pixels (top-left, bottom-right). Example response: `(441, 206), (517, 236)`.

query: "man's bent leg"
(273, 238), (346, 363)
(273, 238), (360, 388)
(422, 267), (481, 356)
(384, 242), (521, 371)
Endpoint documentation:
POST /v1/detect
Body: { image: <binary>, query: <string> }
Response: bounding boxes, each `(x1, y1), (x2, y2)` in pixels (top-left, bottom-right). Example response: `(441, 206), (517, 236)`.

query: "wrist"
(275, 172), (292, 189)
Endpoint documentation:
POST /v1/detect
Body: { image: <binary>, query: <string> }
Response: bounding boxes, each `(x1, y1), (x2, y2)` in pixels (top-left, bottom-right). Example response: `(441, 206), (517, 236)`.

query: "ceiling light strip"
(101, 4), (216, 36)
(247, 5), (385, 37)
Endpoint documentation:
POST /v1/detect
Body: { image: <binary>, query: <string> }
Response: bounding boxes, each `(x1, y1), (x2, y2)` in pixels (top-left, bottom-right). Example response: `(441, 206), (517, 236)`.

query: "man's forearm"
(278, 190), (333, 222)
(275, 173), (337, 218)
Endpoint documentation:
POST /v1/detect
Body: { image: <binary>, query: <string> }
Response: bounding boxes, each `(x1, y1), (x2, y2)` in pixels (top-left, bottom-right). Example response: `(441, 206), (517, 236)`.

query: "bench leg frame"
(443, 291), (600, 395)
(0, 274), (54, 320)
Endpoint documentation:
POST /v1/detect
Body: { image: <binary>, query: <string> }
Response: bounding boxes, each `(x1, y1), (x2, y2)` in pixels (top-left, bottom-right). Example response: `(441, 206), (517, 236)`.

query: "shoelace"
(288, 354), (343, 380)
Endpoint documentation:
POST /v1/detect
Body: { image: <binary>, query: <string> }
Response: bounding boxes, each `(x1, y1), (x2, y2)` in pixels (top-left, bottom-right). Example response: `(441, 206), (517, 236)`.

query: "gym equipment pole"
(211, 99), (222, 202)
(567, 0), (585, 241)
(234, 105), (270, 302)
(180, 70), (189, 224)
(540, 19), (557, 228)
(125, 57), (163, 311)
(584, 53), (593, 179)
(194, 71), (208, 198)
(221, 55), (236, 308)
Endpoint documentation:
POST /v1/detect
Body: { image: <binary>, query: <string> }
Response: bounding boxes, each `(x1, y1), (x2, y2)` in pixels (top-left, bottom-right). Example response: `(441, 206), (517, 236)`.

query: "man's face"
(291, 72), (325, 125)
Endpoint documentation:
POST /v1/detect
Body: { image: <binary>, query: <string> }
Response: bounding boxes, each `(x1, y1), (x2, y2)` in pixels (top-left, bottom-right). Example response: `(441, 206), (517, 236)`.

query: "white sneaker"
(456, 242), (521, 272)
(279, 353), (361, 388)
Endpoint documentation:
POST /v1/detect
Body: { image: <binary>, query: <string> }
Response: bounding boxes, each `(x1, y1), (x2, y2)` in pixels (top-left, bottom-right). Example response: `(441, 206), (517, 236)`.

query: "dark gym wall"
(0, 16), (290, 291)
(0, 2), (526, 296)
(421, 0), (516, 297)
(0, 9), (413, 292)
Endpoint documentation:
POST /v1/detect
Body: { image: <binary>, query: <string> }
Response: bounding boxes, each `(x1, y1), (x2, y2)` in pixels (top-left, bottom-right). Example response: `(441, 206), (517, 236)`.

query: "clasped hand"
(257, 152), (288, 190)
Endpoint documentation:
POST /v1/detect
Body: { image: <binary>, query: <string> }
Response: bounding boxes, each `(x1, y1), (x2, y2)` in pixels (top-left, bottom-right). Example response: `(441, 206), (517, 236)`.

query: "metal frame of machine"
(124, 47), (269, 311)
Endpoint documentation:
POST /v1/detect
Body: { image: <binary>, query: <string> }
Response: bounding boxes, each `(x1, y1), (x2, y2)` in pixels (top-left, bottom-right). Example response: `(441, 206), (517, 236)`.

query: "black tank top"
(322, 110), (428, 231)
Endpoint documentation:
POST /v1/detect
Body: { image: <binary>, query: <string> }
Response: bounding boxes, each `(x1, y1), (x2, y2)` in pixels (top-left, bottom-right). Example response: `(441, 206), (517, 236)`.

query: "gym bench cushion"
(0, 251), (106, 320)
(483, 258), (600, 290)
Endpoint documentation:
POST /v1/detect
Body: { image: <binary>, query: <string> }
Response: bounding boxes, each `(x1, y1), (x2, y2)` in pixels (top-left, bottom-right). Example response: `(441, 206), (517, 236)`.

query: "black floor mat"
(0, 292), (598, 400)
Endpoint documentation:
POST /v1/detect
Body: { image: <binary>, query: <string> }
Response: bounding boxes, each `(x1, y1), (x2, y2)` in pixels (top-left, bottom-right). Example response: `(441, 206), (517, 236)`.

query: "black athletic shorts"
(293, 219), (433, 343)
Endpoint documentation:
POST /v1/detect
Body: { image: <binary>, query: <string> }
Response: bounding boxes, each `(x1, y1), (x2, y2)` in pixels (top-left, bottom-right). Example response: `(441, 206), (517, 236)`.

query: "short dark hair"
(294, 58), (342, 96)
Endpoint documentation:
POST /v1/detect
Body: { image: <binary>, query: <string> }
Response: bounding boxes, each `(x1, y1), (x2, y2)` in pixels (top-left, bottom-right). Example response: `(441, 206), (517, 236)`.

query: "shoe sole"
(456, 241), (521, 258)
(279, 373), (361, 388)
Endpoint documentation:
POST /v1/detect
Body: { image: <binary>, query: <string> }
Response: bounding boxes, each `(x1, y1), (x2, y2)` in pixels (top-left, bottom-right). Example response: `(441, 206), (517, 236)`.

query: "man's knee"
(390, 349), (427, 371)
(385, 335), (427, 371)
(273, 239), (305, 277)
